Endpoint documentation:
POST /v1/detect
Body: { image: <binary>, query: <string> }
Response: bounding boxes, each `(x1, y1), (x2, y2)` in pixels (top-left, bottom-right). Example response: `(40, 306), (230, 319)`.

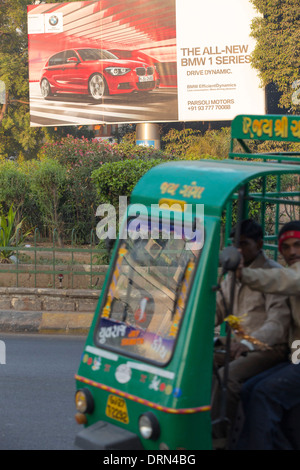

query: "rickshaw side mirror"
(219, 246), (241, 273)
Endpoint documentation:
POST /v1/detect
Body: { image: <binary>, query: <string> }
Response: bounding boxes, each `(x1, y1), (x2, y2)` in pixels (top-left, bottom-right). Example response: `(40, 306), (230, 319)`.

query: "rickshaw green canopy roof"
(131, 159), (300, 218)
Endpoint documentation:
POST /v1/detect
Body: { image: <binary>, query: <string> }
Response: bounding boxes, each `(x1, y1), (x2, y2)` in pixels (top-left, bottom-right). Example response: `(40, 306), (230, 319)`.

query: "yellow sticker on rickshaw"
(105, 394), (129, 424)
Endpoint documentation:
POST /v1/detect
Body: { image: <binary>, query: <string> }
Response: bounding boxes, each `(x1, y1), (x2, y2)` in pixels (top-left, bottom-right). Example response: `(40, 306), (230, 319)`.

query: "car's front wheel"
(88, 73), (108, 100)
(40, 78), (52, 99)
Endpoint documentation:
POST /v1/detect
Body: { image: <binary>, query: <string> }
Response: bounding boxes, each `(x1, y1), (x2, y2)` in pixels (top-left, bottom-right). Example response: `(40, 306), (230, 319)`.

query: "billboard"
(27, 0), (265, 127)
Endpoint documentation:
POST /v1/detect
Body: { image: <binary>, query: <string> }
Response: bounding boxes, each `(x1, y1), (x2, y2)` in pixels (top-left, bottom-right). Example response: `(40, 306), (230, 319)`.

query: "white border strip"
(85, 345), (119, 362)
(85, 346), (175, 380)
(126, 361), (175, 380)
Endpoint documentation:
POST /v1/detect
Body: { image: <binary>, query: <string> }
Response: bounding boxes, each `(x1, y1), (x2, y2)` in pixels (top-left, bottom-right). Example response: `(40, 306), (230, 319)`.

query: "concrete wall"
(0, 287), (101, 334)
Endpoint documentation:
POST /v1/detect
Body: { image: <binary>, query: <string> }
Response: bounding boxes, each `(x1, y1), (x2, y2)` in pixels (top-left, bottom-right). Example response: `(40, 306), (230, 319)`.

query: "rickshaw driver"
(211, 219), (291, 445)
(236, 221), (300, 450)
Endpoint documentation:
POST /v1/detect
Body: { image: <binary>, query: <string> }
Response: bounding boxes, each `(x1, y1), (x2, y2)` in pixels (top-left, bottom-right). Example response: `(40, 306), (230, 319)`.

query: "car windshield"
(77, 49), (119, 61)
(94, 217), (204, 365)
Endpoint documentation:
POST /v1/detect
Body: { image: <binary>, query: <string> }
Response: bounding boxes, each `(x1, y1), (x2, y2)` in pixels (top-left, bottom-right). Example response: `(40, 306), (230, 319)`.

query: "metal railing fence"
(0, 228), (108, 289)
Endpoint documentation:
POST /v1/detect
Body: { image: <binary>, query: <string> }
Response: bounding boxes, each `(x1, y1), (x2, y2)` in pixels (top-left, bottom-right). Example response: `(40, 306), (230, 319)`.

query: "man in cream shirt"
(212, 220), (291, 446)
(237, 220), (300, 450)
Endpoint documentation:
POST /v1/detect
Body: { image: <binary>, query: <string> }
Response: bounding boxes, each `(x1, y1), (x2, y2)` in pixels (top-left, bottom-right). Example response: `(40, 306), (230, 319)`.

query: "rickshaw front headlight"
(138, 412), (160, 440)
(75, 388), (94, 414)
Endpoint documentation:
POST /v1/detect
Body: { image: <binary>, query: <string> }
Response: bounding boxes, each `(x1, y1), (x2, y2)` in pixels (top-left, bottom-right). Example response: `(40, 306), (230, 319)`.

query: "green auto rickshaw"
(74, 114), (300, 450)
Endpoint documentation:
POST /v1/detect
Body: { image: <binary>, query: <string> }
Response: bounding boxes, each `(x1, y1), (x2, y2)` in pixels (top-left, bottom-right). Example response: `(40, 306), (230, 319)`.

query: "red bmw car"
(40, 48), (160, 100)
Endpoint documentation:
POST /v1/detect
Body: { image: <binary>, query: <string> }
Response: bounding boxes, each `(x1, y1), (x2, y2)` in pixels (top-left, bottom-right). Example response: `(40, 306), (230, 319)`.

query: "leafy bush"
(162, 127), (231, 159)
(41, 136), (118, 241)
(0, 160), (29, 215)
(185, 127), (231, 159)
(243, 139), (300, 155)
(91, 158), (174, 244)
(0, 159), (40, 229)
(30, 158), (67, 243)
(41, 135), (120, 166)
(0, 127), (299, 248)
(115, 141), (170, 161)
(40, 136), (173, 241)
(91, 158), (171, 208)
(162, 128), (202, 157)
(41, 134), (169, 165)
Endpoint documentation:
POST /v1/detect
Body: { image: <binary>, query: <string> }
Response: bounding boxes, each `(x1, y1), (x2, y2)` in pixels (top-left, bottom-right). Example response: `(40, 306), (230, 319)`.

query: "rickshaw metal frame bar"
(247, 196), (300, 205)
(260, 176), (267, 235)
(275, 174), (281, 258)
(227, 192), (300, 201)
(219, 186), (246, 425)
(249, 191), (300, 197)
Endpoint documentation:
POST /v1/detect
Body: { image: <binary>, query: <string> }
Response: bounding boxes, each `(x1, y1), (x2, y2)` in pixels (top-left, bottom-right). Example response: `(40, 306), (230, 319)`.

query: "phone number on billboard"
(187, 104), (232, 110)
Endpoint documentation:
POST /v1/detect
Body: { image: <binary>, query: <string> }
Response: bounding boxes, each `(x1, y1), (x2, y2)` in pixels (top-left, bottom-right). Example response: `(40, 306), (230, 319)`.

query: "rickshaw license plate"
(105, 394), (129, 424)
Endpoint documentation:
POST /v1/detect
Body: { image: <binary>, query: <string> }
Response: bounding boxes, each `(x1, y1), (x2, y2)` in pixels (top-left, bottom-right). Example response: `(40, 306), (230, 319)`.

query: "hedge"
(91, 158), (173, 208)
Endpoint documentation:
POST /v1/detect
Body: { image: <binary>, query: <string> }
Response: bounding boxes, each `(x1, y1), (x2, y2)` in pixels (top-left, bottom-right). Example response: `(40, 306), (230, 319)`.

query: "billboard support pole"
(136, 123), (160, 150)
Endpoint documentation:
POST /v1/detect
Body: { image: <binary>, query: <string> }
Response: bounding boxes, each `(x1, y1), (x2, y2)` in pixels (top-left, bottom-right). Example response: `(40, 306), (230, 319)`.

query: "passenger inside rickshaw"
(212, 219), (291, 448)
(215, 220), (300, 450)
(235, 220), (300, 450)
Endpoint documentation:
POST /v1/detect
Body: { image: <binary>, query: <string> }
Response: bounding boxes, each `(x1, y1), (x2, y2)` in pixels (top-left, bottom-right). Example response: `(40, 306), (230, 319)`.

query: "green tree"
(0, 0), (46, 158)
(0, 0), (82, 159)
(250, 0), (300, 112)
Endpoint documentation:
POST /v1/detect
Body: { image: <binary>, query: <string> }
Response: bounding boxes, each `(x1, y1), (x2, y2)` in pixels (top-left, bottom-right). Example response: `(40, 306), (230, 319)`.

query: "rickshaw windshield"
(94, 217), (204, 365)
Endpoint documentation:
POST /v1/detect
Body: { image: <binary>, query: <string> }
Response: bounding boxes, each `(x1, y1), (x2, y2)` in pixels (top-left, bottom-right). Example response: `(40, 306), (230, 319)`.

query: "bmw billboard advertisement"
(27, 0), (265, 127)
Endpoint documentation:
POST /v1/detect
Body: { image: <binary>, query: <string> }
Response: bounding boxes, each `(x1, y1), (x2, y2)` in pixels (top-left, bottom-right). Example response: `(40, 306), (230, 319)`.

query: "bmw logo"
(49, 15), (59, 26)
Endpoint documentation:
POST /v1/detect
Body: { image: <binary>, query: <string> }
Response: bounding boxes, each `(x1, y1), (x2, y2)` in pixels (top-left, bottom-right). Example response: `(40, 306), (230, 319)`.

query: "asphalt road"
(0, 333), (86, 450)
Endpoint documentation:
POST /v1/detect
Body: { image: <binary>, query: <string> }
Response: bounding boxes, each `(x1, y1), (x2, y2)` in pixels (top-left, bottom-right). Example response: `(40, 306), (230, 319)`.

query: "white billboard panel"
(176, 0), (265, 120)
